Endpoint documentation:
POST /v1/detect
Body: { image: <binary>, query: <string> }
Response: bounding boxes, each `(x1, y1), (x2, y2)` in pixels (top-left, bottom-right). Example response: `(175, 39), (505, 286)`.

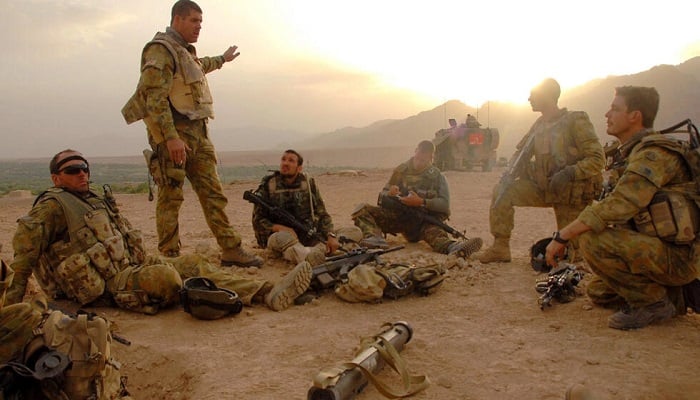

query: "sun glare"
(266, 1), (700, 108)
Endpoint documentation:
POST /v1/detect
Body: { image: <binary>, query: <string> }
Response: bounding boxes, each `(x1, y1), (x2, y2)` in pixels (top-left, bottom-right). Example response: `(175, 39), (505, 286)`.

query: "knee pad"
(267, 231), (299, 252)
(335, 226), (363, 243)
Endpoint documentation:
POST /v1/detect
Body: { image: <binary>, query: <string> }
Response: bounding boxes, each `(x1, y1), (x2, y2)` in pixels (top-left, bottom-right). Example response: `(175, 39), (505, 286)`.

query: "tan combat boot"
(265, 261), (313, 311)
(221, 246), (264, 267)
(477, 237), (511, 263)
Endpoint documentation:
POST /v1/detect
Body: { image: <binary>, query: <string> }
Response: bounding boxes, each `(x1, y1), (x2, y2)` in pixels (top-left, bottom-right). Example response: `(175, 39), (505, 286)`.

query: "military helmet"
(530, 237), (568, 273)
(180, 277), (243, 320)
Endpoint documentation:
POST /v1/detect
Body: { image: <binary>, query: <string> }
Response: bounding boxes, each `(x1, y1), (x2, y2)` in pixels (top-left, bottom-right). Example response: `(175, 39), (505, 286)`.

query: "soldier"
(252, 149), (362, 266)
(121, 0), (262, 267)
(546, 86), (700, 330)
(352, 140), (483, 257)
(479, 78), (605, 263)
(5, 150), (312, 313)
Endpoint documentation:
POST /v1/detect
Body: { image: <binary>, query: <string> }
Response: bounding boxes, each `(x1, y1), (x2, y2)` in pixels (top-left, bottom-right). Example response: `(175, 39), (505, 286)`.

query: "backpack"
(16, 307), (130, 400)
(335, 263), (446, 303)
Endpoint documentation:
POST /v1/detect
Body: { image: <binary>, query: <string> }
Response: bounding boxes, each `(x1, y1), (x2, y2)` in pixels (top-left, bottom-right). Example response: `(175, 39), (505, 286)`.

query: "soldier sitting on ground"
(5, 149), (311, 314)
(251, 149), (363, 267)
(352, 140), (483, 257)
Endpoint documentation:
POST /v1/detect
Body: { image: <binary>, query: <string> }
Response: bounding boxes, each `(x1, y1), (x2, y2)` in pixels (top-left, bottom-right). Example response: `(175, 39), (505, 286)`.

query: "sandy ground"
(1, 160), (699, 400)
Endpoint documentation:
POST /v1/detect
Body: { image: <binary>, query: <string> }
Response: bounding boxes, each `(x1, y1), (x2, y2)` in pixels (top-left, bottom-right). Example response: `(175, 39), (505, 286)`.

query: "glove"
(549, 166), (575, 194)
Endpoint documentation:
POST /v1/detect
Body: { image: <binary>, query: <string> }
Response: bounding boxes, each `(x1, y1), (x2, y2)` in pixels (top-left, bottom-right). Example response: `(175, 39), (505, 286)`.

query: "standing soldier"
(121, 0), (262, 267)
(479, 78), (605, 263)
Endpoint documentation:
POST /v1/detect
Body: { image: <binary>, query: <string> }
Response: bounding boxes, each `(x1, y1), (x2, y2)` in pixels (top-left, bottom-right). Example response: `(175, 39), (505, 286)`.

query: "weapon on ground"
(308, 321), (429, 400)
(243, 190), (326, 243)
(379, 195), (469, 240)
(311, 245), (405, 291)
(493, 131), (535, 207)
(535, 263), (584, 310)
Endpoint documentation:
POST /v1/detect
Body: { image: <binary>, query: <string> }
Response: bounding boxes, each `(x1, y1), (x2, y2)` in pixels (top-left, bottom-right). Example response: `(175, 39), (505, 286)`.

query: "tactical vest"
(35, 189), (146, 305)
(627, 135), (700, 244)
(258, 173), (318, 245)
(121, 31), (214, 143)
(529, 110), (603, 204)
(394, 161), (448, 219)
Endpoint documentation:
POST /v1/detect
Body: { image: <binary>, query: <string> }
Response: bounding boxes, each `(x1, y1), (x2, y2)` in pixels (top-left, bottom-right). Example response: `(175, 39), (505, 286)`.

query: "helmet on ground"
(180, 277), (243, 320)
(530, 237), (567, 273)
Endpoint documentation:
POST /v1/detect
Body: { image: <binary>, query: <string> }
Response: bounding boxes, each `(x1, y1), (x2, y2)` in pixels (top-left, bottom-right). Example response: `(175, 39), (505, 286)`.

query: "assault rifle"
(535, 263), (584, 310)
(494, 131), (535, 207)
(379, 195), (468, 240)
(243, 190), (325, 243)
(311, 245), (405, 290)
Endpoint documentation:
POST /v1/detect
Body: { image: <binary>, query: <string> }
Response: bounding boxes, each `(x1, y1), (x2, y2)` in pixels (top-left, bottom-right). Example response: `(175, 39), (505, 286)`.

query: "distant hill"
(293, 56), (700, 157)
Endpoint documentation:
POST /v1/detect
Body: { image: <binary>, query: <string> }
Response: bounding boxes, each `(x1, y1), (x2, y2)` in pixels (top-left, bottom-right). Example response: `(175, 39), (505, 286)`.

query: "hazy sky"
(2, 0), (699, 158)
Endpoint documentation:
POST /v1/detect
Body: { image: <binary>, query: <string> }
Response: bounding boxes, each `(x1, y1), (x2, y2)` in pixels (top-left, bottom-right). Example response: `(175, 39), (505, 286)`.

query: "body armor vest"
(264, 173), (317, 240)
(149, 32), (215, 120)
(627, 135), (700, 244)
(36, 189), (146, 305)
(528, 110), (602, 203)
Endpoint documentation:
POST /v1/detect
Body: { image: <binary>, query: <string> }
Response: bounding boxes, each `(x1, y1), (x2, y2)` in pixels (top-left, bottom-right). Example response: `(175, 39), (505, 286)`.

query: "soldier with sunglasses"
(4, 150), (312, 314)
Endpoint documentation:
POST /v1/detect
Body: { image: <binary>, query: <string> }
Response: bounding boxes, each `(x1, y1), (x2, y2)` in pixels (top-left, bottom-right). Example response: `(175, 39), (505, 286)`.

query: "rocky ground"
(1, 157), (698, 400)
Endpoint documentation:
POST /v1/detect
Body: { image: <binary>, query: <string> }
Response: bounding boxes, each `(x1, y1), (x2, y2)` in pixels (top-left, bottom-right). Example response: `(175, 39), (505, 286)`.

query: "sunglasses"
(59, 163), (90, 175)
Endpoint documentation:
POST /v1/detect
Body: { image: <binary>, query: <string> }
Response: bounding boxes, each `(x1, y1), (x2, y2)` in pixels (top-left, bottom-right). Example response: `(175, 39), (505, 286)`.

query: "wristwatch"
(552, 231), (569, 244)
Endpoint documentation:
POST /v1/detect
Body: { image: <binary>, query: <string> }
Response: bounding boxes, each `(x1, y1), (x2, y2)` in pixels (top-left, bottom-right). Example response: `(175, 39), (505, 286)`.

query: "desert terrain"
(1, 150), (699, 400)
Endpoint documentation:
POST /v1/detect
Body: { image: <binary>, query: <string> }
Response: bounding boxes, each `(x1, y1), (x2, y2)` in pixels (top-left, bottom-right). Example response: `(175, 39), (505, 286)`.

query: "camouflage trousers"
(149, 119), (241, 255)
(489, 177), (585, 245)
(156, 254), (268, 305)
(352, 204), (453, 253)
(106, 254), (268, 313)
(580, 227), (700, 308)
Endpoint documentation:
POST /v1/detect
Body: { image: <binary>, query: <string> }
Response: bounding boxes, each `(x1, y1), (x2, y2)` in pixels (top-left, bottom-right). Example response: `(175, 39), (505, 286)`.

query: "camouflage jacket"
(0, 261), (44, 364)
(522, 108), (605, 204)
(6, 188), (145, 305)
(252, 172), (334, 247)
(128, 28), (225, 143)
(379, 159), (451, 219)
(578, 129), (694, 232)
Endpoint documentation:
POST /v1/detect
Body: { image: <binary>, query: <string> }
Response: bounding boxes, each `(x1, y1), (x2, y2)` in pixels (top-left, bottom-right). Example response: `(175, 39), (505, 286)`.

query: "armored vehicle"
(432, 114), (499, 171)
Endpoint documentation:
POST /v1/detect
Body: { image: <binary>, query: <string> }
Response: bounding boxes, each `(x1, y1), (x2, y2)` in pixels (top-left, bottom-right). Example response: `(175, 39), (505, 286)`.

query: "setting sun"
(265, 1), (700, 107)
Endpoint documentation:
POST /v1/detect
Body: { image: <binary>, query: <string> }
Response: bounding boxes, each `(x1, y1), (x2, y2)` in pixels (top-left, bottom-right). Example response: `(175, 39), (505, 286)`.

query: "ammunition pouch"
(55, 253), (105, 305)
(633, 191), (699, 244)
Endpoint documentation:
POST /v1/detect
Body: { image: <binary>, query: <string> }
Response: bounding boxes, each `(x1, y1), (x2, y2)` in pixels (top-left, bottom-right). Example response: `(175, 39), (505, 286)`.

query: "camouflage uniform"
(0, 261), (42, 364)
(252, 172), (361, 261)
(5, 188), (268, 313)
(352, 159), (457, 253)
(124, 27), (240, 256)
(484, 109), (604, 258)
(577, 130), (700, 309)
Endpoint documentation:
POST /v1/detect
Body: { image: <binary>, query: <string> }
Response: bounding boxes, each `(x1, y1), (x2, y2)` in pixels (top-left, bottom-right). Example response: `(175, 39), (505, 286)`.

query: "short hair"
(49, 149), (87, 174)
(416, 140), (435, 154)
(171, 0), (202, 24)
(614, 86), (659, 128)
(532, 78), (561, 102)
(284, 149), (304, 166)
